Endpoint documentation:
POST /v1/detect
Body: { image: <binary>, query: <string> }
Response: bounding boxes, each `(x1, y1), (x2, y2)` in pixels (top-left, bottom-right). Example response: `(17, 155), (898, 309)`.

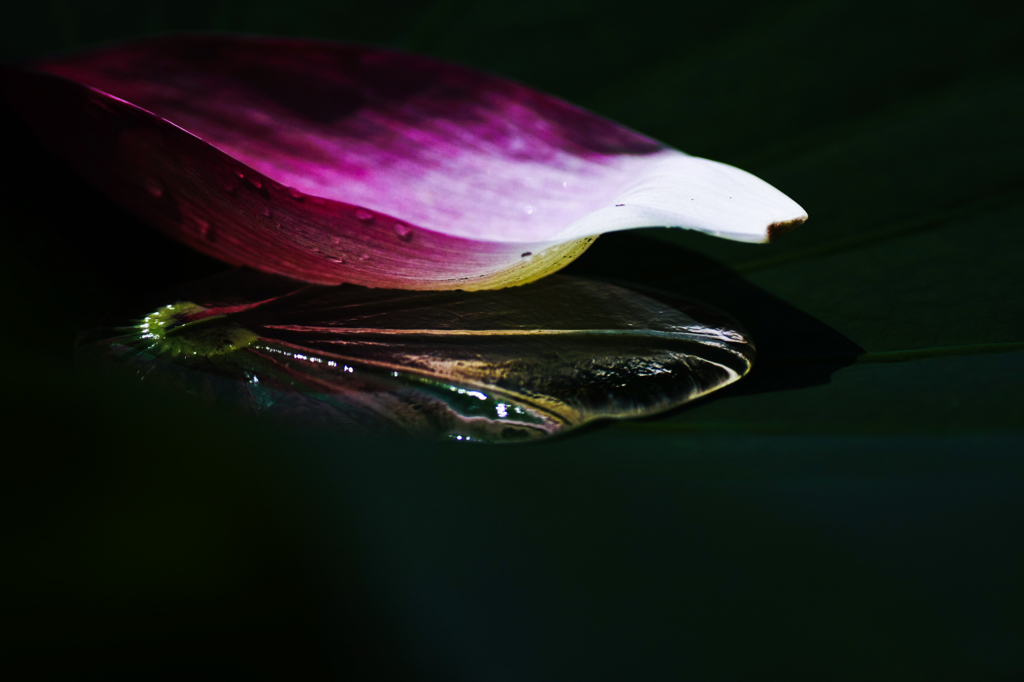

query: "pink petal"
(1, 35), (806, 289)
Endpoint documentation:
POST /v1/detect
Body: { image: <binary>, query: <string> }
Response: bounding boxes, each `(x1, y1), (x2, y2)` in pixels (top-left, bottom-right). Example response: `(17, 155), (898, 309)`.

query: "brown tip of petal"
(766, 214), (808, 242)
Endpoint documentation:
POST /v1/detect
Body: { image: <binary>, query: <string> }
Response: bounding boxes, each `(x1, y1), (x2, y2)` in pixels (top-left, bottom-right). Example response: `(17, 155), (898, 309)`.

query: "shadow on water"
(563, 231), (866, 406)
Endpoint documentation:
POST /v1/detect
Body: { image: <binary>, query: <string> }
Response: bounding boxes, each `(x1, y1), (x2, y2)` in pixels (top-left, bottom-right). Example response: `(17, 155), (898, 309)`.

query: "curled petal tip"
(553, 154), (809, 245)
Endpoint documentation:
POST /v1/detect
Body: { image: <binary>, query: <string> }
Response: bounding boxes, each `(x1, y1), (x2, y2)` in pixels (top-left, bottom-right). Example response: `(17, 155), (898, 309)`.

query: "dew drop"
(247, 177), (263, 189)
(355, 209), (375, 222)
(328, 257), (344, 264)
(143, 178), (163, 198)
(194, 217), (214, 241)
(287, 187), (305, 201)
(393, 222), (413, 241)
(235, 171), (245, 179)
(524, 205), (534, 214)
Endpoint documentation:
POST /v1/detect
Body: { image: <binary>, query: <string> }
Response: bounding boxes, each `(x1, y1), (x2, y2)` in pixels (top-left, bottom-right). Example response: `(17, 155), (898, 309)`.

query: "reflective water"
(79, 271), (755, 442)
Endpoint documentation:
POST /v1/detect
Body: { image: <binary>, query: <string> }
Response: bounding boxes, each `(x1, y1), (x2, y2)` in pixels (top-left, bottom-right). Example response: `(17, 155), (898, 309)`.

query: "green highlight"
(136, 302), (259, 358)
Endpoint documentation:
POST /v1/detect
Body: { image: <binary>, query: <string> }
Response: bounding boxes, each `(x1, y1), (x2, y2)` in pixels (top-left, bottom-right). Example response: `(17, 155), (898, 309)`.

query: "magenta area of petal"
(2, 36), (806, 288)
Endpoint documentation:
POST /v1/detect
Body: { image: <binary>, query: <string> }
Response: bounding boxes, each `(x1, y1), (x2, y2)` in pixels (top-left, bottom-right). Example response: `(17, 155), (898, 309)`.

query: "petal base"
(451, 236), (597, 291)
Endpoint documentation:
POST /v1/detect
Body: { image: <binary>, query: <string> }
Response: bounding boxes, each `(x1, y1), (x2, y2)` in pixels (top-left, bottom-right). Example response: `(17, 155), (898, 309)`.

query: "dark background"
(2, 1), (1023, 679)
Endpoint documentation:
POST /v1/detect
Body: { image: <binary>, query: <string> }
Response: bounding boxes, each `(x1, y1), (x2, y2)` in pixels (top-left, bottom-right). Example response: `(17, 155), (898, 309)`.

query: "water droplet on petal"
(328, 257), (344, 264)
(235, 171), (245, 179)
(193, 217), (214, 241)
(143, 178), (163, 198)
(524, 205), (534, 214)
(287, 187), (305, 201)
(355, 209), (374, 222)
(247, 177), (262, 189)
(393, 222), (413, 241)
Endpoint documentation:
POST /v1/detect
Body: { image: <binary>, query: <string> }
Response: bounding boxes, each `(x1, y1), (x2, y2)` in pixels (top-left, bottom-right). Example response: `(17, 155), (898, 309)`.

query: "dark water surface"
(2, 0), (1023, 679)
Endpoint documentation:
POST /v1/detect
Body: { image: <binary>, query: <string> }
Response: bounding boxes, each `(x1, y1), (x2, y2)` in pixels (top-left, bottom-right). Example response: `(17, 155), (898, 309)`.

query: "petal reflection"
(79, 271), (754, 442)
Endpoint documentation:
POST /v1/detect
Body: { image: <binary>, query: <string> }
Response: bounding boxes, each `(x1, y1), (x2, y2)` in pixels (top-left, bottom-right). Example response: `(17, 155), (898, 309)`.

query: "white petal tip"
(551, 152), (808, 245)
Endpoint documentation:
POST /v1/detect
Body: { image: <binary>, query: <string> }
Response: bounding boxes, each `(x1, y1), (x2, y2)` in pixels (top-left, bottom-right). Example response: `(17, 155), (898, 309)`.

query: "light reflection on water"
(79, 270), (755, 443)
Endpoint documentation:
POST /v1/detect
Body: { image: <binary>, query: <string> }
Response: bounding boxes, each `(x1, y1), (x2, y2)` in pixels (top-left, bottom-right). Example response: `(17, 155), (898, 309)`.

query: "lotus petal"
(78, 270), (755, 442)
(2, 35), (806, 290)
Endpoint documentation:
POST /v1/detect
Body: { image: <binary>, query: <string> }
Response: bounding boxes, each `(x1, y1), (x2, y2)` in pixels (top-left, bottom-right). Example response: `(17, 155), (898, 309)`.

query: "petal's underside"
(78, 270), (755, 442)
(2, 36), (806, 289)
